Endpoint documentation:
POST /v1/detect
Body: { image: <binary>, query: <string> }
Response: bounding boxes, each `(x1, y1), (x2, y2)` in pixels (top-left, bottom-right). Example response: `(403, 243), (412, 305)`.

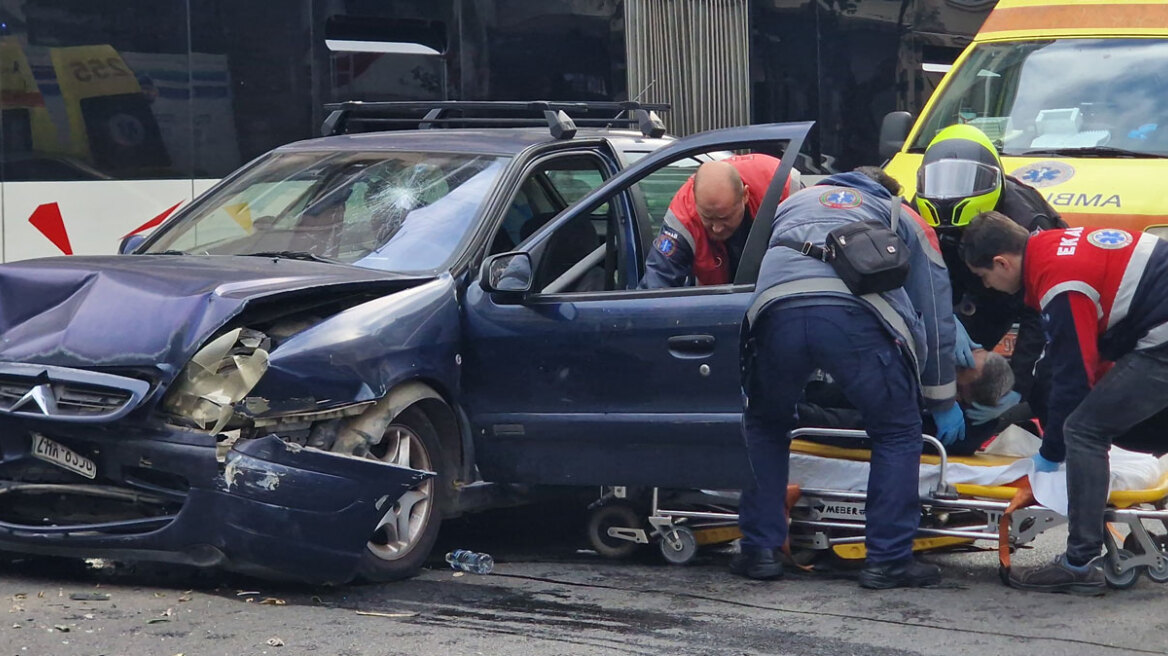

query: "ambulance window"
(911, 38), (1168, 158)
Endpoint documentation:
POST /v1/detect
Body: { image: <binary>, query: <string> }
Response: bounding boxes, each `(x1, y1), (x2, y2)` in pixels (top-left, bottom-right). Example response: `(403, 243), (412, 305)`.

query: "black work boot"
(729, 547), (784, 580)
(859, 557), (941, 589)
(1009, 554), (1106, 596)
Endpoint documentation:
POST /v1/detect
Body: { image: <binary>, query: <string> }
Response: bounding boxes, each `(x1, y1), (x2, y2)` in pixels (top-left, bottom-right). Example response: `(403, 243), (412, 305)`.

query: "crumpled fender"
(252, 275), (461, 410)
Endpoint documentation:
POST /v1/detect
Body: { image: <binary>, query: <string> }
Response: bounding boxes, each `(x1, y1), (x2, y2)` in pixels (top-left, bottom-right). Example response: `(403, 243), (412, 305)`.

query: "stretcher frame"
(585, 428), (1168, 588)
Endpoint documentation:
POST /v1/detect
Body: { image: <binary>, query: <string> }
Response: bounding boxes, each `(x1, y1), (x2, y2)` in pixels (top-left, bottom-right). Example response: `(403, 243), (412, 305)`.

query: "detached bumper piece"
(216, 435), (433, 582)
(0, 432), (432, 584)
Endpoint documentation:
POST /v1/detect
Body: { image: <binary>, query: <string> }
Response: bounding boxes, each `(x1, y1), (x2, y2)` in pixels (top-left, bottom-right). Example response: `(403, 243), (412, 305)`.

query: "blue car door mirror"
(481, 252), (533, 296)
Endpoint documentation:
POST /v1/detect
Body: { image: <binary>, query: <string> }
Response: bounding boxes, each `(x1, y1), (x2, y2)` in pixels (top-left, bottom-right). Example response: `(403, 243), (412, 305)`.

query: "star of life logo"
(655, 234), (676, 256)
(819, 189), (862, 209)
(1086, 229), (1133, 249)
(1010, 161), (1075, 188)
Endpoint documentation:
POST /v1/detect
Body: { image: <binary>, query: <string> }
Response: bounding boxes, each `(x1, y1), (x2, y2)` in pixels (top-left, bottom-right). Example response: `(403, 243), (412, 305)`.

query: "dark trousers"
(1064, 345), (1168, 565)
(740, 302), (923, 563)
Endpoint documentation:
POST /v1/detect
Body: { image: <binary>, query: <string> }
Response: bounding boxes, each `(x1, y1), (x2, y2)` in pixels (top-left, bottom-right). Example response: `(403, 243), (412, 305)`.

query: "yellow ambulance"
(882, 0), (1168, 236)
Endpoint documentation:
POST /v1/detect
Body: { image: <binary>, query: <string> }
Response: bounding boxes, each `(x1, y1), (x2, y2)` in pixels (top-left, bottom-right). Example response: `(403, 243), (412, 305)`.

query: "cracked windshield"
(145, 151), (509, 271)
(911, 38), (1168, 169)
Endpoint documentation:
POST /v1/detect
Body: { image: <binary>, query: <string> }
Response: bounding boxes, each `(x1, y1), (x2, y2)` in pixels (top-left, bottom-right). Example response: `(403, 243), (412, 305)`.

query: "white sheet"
(789, 427), (1166, 516)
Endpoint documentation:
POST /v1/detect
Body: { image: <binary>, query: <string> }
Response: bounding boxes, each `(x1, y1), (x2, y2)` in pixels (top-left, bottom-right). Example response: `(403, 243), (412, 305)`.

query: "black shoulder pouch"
(780, 196), (911, 295)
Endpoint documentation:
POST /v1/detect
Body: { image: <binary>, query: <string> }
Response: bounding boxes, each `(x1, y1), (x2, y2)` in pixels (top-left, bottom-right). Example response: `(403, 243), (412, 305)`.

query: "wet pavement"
(1, 501), (1167, 656)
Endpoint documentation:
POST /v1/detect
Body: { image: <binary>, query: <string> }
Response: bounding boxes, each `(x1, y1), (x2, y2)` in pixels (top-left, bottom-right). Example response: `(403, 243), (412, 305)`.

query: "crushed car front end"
(0, 256), (454, 584)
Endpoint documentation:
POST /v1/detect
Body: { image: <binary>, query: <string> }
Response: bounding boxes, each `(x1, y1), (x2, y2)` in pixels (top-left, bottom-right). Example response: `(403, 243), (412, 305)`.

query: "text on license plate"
(31, 433), (96, 479)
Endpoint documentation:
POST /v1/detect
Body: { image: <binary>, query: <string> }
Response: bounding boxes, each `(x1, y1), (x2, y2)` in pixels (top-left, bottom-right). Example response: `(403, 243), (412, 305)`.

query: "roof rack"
(320, 100), (670, 140)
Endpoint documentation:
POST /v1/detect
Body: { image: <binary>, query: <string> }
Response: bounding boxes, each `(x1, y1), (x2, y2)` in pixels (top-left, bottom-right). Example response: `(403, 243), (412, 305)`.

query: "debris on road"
(356, 610), (418, 619)
(266, 637), (284, 647)
(69, 592), (111, 601)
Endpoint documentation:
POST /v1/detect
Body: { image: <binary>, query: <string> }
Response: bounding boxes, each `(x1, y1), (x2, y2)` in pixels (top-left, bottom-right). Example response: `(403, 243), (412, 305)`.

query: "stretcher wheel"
(1124, 532), (1168, 583)
(1147, 559), (1168, 584)
(586, 503), (643, 559)
(1103, 549), (1143, 589)
(659, 526), (698, 565)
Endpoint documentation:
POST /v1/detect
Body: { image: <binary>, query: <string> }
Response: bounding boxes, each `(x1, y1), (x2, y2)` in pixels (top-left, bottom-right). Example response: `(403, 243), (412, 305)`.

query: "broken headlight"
(163, 328), (270, 433)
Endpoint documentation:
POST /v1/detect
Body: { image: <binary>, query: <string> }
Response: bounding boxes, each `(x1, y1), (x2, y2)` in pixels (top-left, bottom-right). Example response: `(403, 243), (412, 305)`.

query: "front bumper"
(0, 423), (432, 584)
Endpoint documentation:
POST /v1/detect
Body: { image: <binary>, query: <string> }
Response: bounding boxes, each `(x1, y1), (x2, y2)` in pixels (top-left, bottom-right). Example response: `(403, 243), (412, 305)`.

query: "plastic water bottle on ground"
(445, 549), (494, 574)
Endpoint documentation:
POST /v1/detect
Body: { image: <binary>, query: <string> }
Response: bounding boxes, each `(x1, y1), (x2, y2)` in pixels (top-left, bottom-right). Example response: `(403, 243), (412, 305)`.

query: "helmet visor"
(917, 160), (1001, 200)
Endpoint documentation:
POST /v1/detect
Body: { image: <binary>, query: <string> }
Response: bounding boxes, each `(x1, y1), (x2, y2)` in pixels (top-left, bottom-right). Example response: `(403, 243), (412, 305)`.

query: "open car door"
(463, 122), (813, 489)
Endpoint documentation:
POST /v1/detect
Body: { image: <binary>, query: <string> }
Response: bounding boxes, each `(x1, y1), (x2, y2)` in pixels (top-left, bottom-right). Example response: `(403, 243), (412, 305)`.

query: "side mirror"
(119, 233), (146, 254)
(479, 252), (533, 297)
(879, 111), (914, 160)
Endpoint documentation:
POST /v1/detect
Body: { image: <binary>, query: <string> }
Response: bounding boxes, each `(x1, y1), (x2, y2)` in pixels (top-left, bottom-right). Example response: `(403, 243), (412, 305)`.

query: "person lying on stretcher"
(796, 347), (1016, 455)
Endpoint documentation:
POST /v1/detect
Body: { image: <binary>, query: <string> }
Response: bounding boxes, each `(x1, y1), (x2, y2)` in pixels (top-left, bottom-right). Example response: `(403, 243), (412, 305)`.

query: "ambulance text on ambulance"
(1044, 192), (1121, 209)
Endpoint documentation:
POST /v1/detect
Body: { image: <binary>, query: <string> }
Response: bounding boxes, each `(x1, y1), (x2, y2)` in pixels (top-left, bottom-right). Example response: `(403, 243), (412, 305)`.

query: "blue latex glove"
(953, 319), (980, 369)
(966, 390), (1023, 426)
(1032, 452), (1060, 473)
(932, 402), (967, 446)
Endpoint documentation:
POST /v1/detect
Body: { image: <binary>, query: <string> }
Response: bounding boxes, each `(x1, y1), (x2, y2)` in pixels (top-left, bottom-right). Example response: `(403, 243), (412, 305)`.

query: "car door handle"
(667, 334), (716, 358)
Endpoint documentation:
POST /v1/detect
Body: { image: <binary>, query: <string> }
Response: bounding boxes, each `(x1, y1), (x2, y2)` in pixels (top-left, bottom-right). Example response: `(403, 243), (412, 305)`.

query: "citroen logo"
(11, 382), (58, 415)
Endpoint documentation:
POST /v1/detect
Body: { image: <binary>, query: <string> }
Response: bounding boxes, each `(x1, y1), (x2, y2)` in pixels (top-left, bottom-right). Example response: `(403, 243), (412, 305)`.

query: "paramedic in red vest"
(961, 211), (1168, 595)
(639, 154), (799, 288)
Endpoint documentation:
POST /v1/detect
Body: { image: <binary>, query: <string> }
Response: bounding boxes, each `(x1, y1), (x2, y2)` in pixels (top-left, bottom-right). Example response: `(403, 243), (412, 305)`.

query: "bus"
(0, 0), (991, 262)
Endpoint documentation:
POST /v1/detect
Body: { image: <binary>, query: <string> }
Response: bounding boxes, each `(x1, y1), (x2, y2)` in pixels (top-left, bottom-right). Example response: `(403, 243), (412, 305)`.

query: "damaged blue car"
(0, 101), (809, 583)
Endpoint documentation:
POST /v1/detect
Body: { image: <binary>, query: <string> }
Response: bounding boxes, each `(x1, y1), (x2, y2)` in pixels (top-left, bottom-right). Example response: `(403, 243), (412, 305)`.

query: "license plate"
(30, 433), (96, 480)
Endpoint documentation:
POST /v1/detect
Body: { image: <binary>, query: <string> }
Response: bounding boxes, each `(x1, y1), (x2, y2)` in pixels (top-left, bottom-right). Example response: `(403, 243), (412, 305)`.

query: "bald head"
(692, 160), (749, 241)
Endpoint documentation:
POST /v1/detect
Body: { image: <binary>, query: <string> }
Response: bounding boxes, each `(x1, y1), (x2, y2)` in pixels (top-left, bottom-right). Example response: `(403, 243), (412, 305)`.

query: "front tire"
(356, 405), (447, 582)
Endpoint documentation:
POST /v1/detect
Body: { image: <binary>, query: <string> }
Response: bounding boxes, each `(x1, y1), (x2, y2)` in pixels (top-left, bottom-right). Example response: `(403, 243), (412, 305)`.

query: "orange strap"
(781, 484), (816, 572)
(998, 478), (1035, 577)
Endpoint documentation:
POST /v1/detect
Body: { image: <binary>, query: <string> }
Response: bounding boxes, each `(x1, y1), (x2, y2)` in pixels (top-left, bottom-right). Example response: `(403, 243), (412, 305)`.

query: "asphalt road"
(1, 502), (1166, 656)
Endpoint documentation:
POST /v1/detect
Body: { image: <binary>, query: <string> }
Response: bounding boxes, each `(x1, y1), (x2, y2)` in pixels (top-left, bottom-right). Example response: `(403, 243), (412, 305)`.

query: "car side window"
(634, 158), (701, 235)
(621, 151), (729, 239)
(492, 176), (560, 254)
(530, 146), (787, 295)
(491, 153), (621, 292)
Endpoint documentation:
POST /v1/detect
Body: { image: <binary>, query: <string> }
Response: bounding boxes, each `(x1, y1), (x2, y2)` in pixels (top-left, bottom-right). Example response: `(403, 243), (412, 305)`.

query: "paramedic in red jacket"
(639, 154), (799, 288)
(961, 211), (1168, 595)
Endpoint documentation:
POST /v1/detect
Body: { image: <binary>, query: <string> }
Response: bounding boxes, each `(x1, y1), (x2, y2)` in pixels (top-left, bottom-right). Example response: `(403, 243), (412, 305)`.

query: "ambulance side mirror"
(879, 111), (914, 160)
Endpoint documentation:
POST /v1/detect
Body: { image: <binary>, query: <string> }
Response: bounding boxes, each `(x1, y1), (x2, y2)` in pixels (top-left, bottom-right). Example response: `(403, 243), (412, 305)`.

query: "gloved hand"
(966, 390), (1023, 426)
(1031, 452), (1061, 473)
(954, 319), (981, 369)
(932, 402), (967, 446)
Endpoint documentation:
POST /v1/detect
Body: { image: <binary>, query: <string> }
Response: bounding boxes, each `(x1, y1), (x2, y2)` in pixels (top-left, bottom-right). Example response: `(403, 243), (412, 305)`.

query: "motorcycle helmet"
(915, 124), (1003, 228)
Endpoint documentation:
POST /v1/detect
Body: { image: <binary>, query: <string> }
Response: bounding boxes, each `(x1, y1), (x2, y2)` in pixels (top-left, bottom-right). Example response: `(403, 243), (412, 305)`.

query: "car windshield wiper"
(1014, 146), (1168, 159)
(240, 251), (342, 264)
(147, 250), (187, 255)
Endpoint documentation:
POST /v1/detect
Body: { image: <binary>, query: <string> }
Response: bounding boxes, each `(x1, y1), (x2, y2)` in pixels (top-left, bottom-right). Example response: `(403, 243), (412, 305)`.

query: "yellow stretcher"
(585, 428), (1168, 589)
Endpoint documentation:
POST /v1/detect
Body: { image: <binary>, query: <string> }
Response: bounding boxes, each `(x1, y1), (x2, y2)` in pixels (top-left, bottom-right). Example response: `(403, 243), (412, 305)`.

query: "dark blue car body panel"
(463, 283), (754, 488)
(254, 276), (462, 408)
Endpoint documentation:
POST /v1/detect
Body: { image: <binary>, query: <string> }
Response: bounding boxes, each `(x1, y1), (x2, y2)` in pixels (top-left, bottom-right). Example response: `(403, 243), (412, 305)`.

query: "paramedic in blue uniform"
(733, 167), (961, 588)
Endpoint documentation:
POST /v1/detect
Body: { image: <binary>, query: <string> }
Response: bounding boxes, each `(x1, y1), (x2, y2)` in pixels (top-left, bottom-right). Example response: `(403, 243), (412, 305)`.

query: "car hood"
(0, 255), (426, 370)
